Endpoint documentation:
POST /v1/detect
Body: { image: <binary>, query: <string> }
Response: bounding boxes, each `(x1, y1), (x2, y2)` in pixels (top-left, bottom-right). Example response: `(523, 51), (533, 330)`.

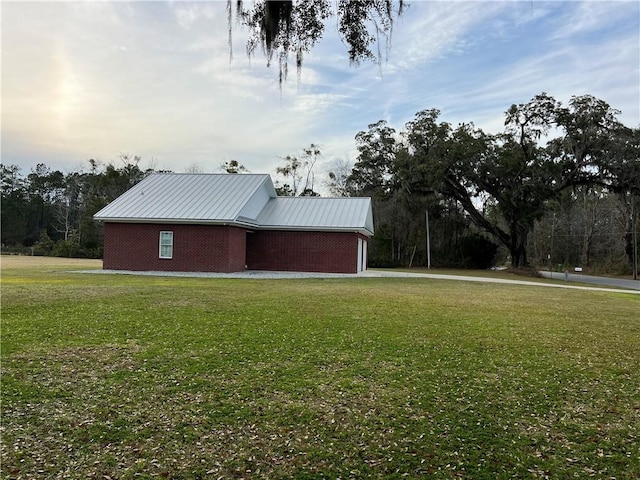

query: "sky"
(2, 0), (639, 191)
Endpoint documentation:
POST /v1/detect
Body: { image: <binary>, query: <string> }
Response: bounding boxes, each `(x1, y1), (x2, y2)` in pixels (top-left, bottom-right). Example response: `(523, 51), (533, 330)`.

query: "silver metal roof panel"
(94, 173), (374, 236)
(94, 173), (273, 222)
(256, 197), (374, 236)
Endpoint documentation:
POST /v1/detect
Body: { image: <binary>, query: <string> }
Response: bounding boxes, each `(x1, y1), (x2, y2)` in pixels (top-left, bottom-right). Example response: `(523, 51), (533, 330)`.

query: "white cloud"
(1, 0), (637, 184)
(549, 0), (638, 40)
(385, 1), (512, 72)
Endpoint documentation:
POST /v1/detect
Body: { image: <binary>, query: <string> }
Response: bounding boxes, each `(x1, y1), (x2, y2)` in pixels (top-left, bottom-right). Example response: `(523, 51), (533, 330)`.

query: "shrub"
(459, 233), (498, 269)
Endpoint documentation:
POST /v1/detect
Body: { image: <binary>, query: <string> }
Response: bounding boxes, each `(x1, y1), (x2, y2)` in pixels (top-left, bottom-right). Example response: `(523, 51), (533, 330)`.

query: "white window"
(159, 231), (173, 259)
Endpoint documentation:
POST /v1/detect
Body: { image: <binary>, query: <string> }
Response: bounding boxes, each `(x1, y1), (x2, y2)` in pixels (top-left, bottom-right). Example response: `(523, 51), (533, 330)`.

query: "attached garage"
(94, 173), (374, 274)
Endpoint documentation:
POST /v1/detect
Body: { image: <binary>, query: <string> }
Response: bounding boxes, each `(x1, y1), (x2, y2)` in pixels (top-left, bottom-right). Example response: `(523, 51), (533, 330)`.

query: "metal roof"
(257, 197), (374, 235)
(94, 173), (374, 235)
(94, 173), (274, 224)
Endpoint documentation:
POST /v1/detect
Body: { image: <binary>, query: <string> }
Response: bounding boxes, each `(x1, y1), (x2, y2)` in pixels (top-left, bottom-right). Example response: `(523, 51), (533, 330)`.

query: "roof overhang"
(256, 225), (374, 236)
(97, 218), (373, 236)
(95, 217), (259, 228)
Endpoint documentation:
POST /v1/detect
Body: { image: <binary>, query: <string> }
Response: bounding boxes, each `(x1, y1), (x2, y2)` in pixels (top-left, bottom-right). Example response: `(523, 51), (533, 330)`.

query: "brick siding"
(103, 224), (367, 273)
(103, 223), (246, 272)
(246, 230), (366, 274)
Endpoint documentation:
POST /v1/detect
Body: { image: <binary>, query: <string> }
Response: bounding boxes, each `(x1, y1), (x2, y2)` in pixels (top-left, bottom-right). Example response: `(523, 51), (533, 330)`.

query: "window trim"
(159, 231), (173, 259)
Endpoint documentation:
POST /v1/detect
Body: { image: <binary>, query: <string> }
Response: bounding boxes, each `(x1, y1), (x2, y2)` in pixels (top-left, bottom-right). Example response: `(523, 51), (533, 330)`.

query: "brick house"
(94, 173), (374, 274)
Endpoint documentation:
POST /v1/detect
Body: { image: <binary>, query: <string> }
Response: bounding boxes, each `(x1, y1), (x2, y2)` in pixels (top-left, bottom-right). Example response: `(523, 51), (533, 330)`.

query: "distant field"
(2, 257), (639, 479)
(1, 255), (102, 270)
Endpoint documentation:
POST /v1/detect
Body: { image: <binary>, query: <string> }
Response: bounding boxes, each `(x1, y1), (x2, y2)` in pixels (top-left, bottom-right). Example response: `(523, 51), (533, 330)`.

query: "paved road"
(539, 271), (640, 291)
(80, 268), (640, 294)
(358, 269), (640, 294)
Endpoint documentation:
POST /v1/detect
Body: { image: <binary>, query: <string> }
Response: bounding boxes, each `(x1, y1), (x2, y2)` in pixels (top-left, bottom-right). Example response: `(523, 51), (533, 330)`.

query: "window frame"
(159, 231), (174, 259)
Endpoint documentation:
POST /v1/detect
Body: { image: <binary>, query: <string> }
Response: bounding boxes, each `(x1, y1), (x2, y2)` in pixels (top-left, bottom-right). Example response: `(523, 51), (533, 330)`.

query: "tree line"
(2, 93), (639, 274)
(0, 151), (320, 258)
(330, 92), (639, 274)
(1, 156), (152, 258)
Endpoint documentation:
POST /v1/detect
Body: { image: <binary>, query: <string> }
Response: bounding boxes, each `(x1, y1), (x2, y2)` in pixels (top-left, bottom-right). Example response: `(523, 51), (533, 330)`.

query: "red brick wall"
(103, 223), (247, 272)
(246, 230), (366, 274)
(226, 227), (247, 272)
(103, 223), (369, 273)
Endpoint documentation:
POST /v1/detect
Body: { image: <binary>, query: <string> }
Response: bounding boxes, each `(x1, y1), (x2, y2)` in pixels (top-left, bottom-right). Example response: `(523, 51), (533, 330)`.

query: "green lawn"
(2, 257), (639, 479)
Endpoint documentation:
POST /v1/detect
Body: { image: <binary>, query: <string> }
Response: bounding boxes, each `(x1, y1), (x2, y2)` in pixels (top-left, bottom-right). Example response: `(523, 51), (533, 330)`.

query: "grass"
(1, 256), (639, 479)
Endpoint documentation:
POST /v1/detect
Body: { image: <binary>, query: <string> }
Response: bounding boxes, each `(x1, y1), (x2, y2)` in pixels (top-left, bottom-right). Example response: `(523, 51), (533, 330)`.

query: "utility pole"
(426, 208), (431, 269)
(549, 213), (555, 274)
(633, 197), (638, 281)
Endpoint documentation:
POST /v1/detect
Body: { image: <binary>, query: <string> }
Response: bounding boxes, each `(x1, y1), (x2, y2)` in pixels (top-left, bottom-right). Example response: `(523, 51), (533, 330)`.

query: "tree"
(275, 143), (321, 196)
(33, 229), (55, 256)
(185, 163), (204, 174)
(53, 172), (81, 242)
(599, 126), (640, 269)
(0, 157), (154, 256)
(532, 188), (633, 274)
(494, 92), (564, 266)
(348, 120), (442, 266)
(403, 93), (627, 268)
(230, 0), (404, 86)
(1, 164), (28, 246)
(94, 155), (150, 203)
(348, 120), (399, 197)
(25, 164), (66, 244)
(326, 157), (353, 197)
(342, 92), (635, 269)
(407, 120), (518, 262)
(220, 160), (249, 174)
(549, 94), (627, 190)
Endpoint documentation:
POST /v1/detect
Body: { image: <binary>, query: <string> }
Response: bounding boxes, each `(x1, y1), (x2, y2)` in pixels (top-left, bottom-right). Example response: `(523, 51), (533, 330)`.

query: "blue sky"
(2, 1), (638, 190)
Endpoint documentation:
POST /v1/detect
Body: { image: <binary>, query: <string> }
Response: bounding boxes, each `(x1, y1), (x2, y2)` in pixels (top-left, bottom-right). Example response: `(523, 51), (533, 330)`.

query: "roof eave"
(93, 217), (373, 236)
(257, 225), (374, 236)
(94, 217), (259, 228)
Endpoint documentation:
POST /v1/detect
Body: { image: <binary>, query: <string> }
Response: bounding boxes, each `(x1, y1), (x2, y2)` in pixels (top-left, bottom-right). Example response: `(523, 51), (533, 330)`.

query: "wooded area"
(333, 93), (639, 274)
(2, 93), (638, 275)
(1, 156), (152, 258)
